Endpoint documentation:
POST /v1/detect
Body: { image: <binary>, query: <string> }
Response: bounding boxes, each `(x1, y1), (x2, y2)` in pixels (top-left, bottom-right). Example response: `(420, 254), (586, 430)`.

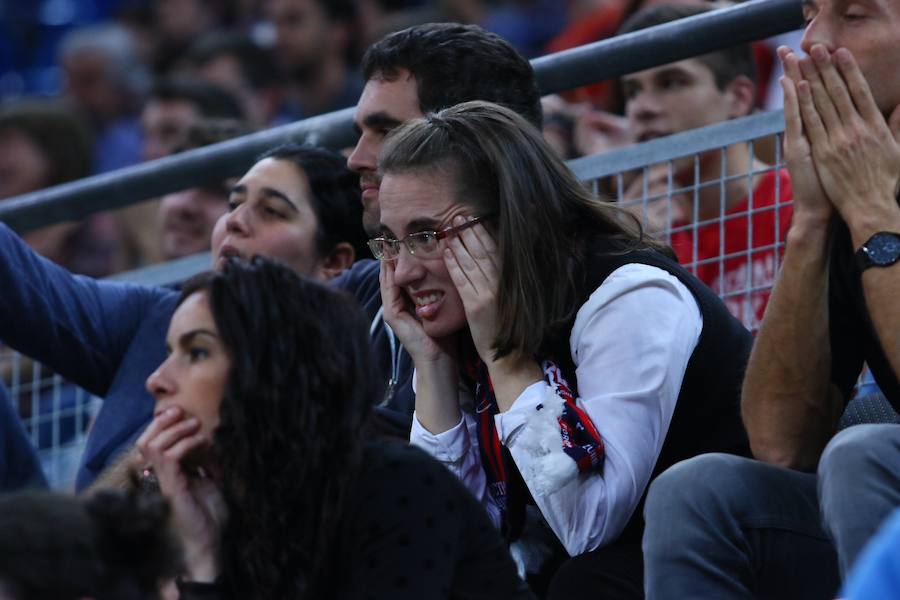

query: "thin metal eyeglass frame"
(368, 216), (486, 261)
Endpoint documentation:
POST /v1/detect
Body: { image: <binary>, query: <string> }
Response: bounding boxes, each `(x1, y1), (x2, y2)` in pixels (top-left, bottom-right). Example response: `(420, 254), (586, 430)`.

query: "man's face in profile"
(800, 0), (900, 113)
(347, 69), (423, 237)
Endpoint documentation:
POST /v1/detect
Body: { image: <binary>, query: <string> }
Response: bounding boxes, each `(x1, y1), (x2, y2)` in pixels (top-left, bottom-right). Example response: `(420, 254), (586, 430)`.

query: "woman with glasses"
(136, 257), (532, 599)
(373, 101), (753, 599)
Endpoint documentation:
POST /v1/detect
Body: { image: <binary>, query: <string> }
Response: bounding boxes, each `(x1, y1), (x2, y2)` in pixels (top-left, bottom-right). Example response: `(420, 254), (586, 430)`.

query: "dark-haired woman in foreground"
(373, 101), (753, 598)
(137, 257), (533, 599)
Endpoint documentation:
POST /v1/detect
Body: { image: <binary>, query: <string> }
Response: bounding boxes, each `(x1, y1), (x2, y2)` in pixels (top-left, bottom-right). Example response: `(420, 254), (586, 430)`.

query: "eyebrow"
(360, 111), (404, 132)
(378, 217), (442, 238)
(229, 184), (299, 213)
(166, 328), (219, 353)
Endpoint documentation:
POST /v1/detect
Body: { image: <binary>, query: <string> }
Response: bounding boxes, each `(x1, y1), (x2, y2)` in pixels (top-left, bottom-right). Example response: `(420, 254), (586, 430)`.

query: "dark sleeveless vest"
(534, 237), (754, 546)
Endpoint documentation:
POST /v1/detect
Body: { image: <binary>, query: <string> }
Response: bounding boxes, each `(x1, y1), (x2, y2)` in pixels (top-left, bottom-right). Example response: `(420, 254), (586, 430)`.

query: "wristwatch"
(855, 231), (900, 271)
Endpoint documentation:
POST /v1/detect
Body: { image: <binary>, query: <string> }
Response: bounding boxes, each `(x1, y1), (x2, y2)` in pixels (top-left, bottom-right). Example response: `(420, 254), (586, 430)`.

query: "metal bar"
(106, 251), (212, 286)
(568, 109), (785, 180)
(0, 0), (801, 234)
(533, 0), (803, 94)
(0, 108), (356, 233)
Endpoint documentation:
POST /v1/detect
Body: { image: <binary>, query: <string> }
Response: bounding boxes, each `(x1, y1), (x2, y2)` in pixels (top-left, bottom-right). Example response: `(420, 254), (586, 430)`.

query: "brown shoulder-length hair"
(379, 100), (670, 359)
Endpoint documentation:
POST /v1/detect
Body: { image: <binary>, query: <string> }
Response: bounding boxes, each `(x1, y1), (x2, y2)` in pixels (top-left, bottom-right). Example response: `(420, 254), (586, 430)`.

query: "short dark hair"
(178, 257), (378, 598)
(257, 144), (367, 261)
(186, 32), (280, 91)
(618, 4), (757, 89)
(148, 78), (245, 121)
(361, 23), (543, 128)
(0, 100), (93, 187)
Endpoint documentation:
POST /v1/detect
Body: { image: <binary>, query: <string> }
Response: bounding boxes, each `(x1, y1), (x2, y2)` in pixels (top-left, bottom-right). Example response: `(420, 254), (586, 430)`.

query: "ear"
(725, 75), (757, 119)
(315, 242), (356, 281)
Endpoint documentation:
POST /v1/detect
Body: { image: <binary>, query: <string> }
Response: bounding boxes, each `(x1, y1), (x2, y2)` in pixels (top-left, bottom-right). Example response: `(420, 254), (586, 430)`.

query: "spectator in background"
(158, 119), (254, 261)
(123, 78), (245, 267)
(182, 32), (286, 127)
(0, 489), (181, 600)
(641, 0), (900, 595)
(615, 4), (792, 331)
(0, 100), (122, 277)
(58, 23), (149, 174)
(265, 0), (363, 118)
(141, 78), (245, 162)
(151, 0), (223, 74)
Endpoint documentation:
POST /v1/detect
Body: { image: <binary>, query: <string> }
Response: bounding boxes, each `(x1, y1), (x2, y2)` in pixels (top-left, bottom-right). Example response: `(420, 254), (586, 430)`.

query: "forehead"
(378, 170), (466, 231)
(355, 71), (423, 125)
(170, 292), (217, 337)
(239, 157), (302, 185)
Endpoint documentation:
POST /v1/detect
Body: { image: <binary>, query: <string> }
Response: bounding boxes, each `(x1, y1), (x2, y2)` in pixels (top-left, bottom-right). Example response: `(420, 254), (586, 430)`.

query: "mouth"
(410, 290), (444, 319)
(216, 244), (243, 265)
(360, 176), (380, 203)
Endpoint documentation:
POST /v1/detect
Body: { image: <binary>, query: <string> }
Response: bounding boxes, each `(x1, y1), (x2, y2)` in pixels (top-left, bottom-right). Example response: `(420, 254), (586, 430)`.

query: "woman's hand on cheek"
(379, 260), (452, 364)
(137, 407), (224, 582)
(444, 217), (500, 362)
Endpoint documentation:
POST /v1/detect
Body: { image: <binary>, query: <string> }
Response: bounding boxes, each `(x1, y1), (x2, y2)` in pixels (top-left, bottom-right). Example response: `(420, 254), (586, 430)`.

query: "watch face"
(865, 232), (900, 265)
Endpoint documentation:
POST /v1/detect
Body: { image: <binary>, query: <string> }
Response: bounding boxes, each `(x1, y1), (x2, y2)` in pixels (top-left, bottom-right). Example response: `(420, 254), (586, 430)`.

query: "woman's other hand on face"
(443, 217), (501, 363)
(137, 407), (225, 583)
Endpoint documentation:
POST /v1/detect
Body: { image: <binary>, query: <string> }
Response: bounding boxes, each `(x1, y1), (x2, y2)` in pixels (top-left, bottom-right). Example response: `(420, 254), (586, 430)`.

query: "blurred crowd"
(0, 0), (802, 277)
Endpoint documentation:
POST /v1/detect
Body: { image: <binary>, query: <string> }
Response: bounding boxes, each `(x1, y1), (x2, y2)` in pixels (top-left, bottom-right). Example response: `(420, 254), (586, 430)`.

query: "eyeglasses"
(368, 216), (486, 261)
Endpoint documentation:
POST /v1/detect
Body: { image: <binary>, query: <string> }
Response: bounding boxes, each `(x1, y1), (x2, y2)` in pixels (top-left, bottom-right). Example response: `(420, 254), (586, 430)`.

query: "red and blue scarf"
(464, 357), (604, 538)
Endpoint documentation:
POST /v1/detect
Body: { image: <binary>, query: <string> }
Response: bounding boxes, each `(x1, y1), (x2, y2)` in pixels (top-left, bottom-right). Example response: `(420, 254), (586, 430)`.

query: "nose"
(347, 132), (376, 174)
(146, 357), (176, 404)
(800, 12), (834, 55)
(627, 90), (662, 126)
(224, 202), (251, 236)
(391, 245), (425, 288)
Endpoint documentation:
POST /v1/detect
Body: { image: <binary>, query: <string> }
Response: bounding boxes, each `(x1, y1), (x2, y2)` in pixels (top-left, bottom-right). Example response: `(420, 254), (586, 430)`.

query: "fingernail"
(453, 215), (465, 226)
(165, 407), (178, 416)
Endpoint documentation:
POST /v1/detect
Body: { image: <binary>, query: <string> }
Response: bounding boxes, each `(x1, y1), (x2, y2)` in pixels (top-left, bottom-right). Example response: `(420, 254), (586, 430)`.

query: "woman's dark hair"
(380, 100), (672, 359)
(257, 143), (368, 262)
(0, 489), (181, 600)
(177, 257), (380, 598)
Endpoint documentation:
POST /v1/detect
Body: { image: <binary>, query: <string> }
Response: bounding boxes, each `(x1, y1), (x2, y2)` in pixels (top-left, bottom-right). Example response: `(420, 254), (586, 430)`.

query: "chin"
(421, 316), (467, 341)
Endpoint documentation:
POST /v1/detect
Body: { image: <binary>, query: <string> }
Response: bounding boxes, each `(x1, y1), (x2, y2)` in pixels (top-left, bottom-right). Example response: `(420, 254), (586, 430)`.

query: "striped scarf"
(464, 357), (604, 538)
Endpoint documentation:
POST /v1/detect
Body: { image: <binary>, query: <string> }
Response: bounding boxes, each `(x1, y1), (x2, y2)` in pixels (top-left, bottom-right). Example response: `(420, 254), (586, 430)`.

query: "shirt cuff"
(494, 381), (549, 445)
(410, 412), (469, 463)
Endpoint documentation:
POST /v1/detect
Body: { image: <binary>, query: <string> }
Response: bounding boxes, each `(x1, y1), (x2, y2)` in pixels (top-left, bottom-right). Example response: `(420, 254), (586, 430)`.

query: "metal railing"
(0, 0), (803, 233)
(0, 0), (805, 488)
